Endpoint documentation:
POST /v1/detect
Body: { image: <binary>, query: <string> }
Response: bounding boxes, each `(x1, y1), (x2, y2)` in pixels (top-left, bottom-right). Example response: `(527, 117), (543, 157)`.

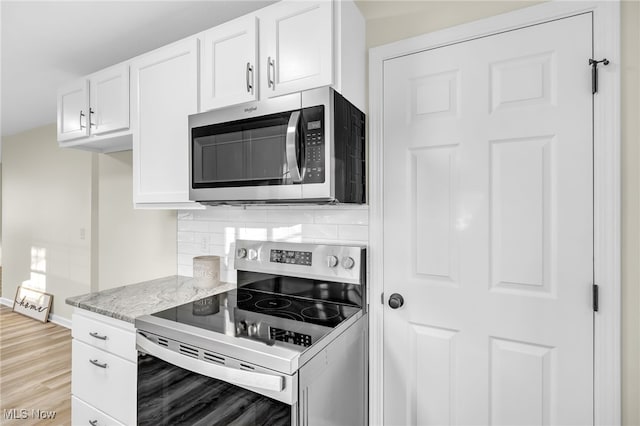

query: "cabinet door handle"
(246, 62), (254, 94)
(89, 359), (108, 369)
(89, 107), (96, 128)
(267, 56), (275, 90)
(89, 331), (108, 340)
(89, 420), (98, 426)
(79, 110), (86, 129)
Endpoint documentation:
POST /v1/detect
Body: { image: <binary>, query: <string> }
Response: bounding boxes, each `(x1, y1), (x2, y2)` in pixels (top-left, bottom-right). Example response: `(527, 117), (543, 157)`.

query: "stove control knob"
(341, 256), (355, 270)
(327, 255), (339, 268)
(247, 323), (258, 336)
(247, 249), (258, 261)
(237, 320), (247, 333)
(236, 248), (247, 259)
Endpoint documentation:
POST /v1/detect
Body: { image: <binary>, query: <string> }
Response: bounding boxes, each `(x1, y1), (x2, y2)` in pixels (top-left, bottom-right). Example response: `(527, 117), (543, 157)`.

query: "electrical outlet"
(200, 235), (209, 252)
(80, 228), (86, 240)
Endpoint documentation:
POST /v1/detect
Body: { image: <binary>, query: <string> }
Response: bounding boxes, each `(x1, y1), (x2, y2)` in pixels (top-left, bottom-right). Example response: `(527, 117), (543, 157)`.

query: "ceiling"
(0, 1), (278, 138)
(0, 0), (435, 139)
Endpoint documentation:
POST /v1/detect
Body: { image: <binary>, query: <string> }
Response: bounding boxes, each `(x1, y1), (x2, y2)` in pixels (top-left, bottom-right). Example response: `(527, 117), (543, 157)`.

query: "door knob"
(388, 293), (404, 309)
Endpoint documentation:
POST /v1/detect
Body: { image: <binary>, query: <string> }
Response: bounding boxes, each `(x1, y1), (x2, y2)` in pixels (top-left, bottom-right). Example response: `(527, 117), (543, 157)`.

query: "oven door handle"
(137, 335), (284, 392)
(285, 110), (303, 183)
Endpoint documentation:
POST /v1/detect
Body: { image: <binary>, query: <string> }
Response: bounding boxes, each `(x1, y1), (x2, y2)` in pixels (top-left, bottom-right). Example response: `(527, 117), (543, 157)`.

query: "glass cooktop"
(150, 277), (362, 348)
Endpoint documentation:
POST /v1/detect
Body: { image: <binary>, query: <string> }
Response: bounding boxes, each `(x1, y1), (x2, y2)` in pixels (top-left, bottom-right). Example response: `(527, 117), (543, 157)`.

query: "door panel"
(90, 64), (129, 135)
(260, 1), (333, 98)
(201, 15), (258, 110)
(131, 38), (199, 204)
(57, 80), (89, 142)
(383, 13), (593, 425)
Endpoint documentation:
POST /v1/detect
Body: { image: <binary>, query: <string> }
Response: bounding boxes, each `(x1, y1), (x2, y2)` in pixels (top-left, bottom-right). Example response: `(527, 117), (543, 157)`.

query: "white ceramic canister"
(193, 255), (221, 289)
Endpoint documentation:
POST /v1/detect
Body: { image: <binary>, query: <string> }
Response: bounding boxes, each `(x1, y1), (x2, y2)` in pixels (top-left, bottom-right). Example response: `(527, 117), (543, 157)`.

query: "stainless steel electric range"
(135, 240), (368, 426)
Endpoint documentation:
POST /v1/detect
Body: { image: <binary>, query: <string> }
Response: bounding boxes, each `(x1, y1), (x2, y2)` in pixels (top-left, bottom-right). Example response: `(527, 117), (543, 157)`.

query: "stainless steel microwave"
(188, 88), (365, 204)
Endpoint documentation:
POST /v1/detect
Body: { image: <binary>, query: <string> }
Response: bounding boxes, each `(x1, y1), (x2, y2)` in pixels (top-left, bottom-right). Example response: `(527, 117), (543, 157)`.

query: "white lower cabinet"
(71, 310), (136, 425)
(72, 396), (125, 426)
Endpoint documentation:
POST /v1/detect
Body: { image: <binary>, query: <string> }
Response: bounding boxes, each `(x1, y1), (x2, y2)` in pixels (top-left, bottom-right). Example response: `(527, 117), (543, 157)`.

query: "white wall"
(177, 206), (368, 281)
(98, 151), (176, 290)
(621, 1), (640, 423)
(2, 124), (93, 319)
(2, 125), (178, 321)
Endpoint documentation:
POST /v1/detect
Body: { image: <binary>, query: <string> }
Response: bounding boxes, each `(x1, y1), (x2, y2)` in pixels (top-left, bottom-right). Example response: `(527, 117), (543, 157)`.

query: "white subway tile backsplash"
(178, 265), (192, 277)
(177, 211), (194, 221)
(301, 224), (339, 240)
(266, 209), (315, 224)
(177, 206), (370, 281)
(177, 220), (210, 232)
(314, 209), (369, 225)
(209, 221), (242, 234)
(338, 225), (369, 241)
(177, 232), (195, 243)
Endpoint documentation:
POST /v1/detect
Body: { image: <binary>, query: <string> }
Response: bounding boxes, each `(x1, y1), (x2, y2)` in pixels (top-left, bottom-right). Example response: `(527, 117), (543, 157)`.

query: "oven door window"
(138, 353), (291, 426)
(192, 111), (296, 188)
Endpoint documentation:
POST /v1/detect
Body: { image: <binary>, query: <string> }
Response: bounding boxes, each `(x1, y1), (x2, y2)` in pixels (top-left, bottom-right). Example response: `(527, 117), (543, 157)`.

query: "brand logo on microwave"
(244, 106), (257, 113)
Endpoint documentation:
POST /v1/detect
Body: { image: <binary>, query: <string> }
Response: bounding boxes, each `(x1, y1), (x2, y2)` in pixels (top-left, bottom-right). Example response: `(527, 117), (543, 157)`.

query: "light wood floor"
(0, 305), (71, 425)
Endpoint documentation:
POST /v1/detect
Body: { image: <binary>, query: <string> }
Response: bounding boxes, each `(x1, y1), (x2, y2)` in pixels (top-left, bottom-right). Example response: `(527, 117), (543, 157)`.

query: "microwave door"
(285, 111), (303, 184)
(191, 111), (303, 202)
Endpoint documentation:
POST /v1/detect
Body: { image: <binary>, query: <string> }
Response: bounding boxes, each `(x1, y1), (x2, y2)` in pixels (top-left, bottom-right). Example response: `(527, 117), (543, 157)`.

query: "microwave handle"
(285, 111), (303, 183)
(137, 334), (284, 392)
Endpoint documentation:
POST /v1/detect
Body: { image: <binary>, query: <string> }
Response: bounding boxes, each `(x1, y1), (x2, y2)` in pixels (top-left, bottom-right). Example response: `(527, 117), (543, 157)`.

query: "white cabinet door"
(131, 37), (199, 205)
(382, 14), (593, 425)
(57, 80), (90, 142)
(201, 15), (258, 111)
(260, 0), (333, 98)
(72, 340), (136, 425)
(89, 64), (129, 135)
(72, 396), (125, 426)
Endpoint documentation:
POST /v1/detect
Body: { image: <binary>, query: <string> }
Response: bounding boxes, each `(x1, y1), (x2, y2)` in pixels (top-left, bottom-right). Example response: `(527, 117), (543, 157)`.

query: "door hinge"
(589, 58), (609, 94)
(381, 292), (384, 304)
(593, 284), (599, 312)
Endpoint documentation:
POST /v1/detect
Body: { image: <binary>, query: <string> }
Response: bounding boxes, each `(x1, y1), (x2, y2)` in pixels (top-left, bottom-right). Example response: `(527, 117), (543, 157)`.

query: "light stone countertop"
(65, 275), (236, 323)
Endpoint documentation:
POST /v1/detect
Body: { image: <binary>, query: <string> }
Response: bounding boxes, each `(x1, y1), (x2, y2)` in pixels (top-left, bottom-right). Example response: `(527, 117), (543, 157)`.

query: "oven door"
(137, 334), (297, 426)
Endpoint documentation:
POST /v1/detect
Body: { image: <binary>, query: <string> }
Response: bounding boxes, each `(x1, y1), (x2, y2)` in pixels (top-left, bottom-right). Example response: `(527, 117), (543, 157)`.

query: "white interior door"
(382, 13), (593, 425)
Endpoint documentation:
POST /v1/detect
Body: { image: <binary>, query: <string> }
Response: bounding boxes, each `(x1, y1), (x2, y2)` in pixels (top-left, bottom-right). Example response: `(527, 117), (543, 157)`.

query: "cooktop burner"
(255, 310), (304, 322)
(235, 291), (253, 303)
(235, 286), (358, 328)
(254, 298), (292, 310)
(301, 305), (340, 321)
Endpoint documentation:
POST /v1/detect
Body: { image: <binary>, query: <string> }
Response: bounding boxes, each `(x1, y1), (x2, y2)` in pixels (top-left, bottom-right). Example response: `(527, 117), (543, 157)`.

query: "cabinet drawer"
(72, 313), (136, 361)
(72, 340), (136, 425)
(72, 396), (125, 426)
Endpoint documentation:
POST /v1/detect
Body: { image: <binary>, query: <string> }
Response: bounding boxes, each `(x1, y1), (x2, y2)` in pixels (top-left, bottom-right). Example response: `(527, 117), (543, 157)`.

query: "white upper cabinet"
(131, 37), (202, 208)
(89, 64), (130, 136)
(57, 80), (90, 142)
(57, 63), (131, 152)
(259, 0), (333, 99)
(201, 15), (258, 111)
(199, 0), (365, 112)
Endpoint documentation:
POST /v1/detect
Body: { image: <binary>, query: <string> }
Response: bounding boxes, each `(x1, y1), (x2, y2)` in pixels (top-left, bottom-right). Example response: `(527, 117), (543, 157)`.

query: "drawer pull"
(89, 359), (108, 369)
(89, 420), (98, 426)
(89, 331), (108, 340)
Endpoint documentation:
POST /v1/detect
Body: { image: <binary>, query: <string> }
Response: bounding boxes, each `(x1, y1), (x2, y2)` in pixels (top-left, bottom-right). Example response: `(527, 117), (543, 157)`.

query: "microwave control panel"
(302, 106), (325, 184)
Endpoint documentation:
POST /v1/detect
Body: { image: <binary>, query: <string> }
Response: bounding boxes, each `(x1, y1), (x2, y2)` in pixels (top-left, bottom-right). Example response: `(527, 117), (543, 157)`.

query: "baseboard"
(49, 313), (72, 329)
(1, 296), (72, 329)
